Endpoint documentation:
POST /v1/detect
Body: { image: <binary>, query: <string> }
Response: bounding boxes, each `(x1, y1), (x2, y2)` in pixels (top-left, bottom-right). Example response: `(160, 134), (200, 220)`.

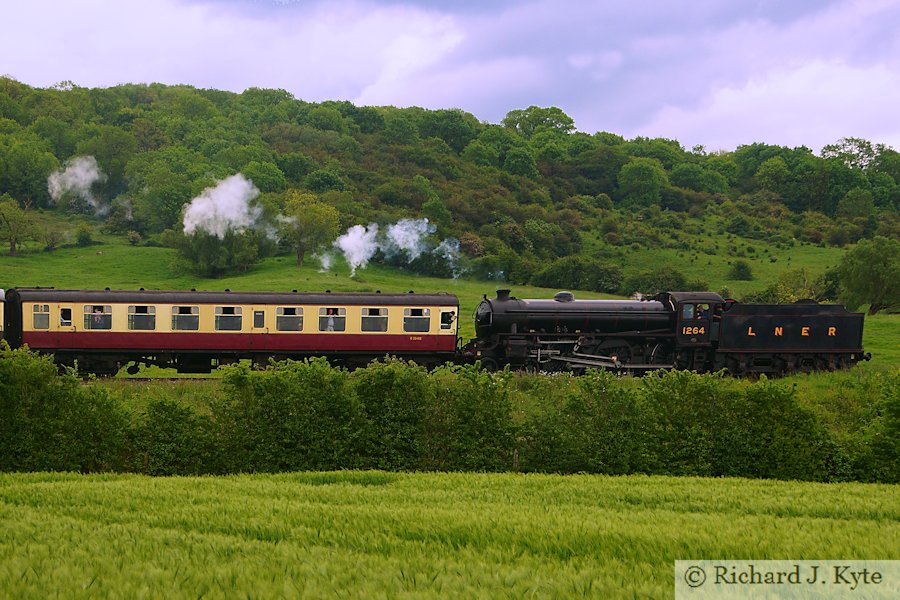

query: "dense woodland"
(0, 77), (898, 309)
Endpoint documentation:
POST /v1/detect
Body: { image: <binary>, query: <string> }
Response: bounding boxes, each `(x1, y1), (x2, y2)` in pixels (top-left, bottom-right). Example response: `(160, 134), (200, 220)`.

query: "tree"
(502, 106), (575, 138)
(0, 194), (35, 255)
(617, 157), (668, 207)
(837, 236), (899, 314)
(163, 228), (262, 278)
(278, 192), (340, 266)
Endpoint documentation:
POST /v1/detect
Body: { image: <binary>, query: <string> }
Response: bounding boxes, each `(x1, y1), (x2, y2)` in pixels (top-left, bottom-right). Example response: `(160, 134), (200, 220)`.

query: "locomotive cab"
(659, 291), (726, 348)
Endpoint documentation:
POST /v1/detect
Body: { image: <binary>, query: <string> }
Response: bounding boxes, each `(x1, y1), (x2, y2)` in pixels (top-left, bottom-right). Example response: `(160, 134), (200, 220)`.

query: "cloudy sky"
(4, 0), (899, 152)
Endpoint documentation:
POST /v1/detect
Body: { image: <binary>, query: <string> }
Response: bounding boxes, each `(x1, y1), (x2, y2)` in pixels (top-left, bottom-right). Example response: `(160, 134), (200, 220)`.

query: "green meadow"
(0, 471), (897, 599)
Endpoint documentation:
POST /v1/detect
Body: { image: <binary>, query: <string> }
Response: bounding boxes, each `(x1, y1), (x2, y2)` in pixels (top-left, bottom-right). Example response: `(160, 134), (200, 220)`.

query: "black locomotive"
(467, 289), (870, 375)
(0, 286), (870, 376)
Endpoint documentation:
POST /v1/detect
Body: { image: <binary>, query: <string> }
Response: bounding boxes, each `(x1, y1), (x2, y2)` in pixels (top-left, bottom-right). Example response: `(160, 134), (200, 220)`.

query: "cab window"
(84, 305), (112, 330)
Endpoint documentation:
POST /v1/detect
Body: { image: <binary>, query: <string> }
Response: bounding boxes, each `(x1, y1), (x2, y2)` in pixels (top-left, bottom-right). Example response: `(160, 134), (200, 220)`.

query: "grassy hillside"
(0, 471), (896, 599)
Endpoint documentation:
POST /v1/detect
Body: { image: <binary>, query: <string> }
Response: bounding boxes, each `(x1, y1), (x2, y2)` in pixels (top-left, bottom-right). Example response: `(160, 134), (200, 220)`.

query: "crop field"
(0, 471), (897, 598)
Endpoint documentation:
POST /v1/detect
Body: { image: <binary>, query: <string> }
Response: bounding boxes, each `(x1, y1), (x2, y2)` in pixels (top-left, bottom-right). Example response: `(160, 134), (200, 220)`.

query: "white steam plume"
(328, 217), (466, 279)
(183, 174), (261, 239)
(384, 218), (435, 260)
(333, 224), (379, 276)
(47, 156), (108, 215)
(435, 238), (465, 279)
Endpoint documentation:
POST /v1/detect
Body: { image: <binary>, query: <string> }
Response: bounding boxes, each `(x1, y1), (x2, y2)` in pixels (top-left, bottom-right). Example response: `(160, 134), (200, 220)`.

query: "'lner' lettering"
(828, 327), (836, 336)
(801, 327), (810, 336)
(747, 326), (756, 336)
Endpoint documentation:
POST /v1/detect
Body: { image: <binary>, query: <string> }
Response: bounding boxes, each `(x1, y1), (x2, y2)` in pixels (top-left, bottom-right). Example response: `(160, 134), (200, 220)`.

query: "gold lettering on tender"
(828, 327), (836, 337)
(801, 327), (810, 337)
(747, 327), (756, 337)
(774, 326), (783, 336)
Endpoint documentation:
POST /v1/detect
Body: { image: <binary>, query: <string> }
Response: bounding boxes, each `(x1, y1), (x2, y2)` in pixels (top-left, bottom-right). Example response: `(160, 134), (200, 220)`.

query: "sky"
(3, 0), (900, 153)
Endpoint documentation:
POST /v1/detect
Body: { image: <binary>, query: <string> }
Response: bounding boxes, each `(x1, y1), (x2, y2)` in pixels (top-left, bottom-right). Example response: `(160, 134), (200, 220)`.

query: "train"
(0, 286), (870, 376)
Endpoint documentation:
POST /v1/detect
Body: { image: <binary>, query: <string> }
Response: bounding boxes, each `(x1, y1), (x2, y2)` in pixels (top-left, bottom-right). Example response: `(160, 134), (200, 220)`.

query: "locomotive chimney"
(496, 289), (511, 301)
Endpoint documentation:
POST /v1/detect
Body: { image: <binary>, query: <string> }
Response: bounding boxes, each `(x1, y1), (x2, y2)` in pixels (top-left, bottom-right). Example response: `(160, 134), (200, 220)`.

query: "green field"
(0, 471), (897, 599)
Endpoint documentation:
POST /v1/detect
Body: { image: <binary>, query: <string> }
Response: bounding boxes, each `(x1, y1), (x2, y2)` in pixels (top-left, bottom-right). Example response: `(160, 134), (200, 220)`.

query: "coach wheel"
(126, 363), (141, 375)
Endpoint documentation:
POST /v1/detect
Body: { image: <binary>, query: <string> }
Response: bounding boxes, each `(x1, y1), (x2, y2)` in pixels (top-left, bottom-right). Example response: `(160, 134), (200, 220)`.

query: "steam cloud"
(183, 174), (262, 239)
(329, 217), (464, 278)
(333, 224), (380, 276)
(47, 156), (108, 215)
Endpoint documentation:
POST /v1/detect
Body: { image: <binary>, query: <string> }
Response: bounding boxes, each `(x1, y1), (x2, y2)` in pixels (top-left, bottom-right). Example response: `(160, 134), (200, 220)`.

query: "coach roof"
(7, 288), (458, 306)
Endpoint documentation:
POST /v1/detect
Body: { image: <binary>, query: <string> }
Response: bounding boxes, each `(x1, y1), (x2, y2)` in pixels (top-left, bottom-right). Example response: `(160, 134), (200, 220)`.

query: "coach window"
(403, 308), (430, 333)
(33, 304), (50, 329)
(60, 308), (72, 327)
(172, 306), (199, 331)
(276, 307), (303, 331)
(319, 307), (346, 332)
(84, 305), (112, 330)
(128, 305), (156, 330)
(361, 307), (388, 332)
(253, 310), (265, 329)
(215, 306), (242, 331)
(440, 311), (455, 330)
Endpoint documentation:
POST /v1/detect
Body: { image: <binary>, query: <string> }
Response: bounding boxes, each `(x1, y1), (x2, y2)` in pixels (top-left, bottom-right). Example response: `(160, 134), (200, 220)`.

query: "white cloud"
(634, 60), (900, 152)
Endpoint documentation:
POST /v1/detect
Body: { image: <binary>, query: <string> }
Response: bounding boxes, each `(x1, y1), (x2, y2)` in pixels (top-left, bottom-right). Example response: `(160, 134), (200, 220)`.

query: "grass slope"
(1, 471), (897, 599)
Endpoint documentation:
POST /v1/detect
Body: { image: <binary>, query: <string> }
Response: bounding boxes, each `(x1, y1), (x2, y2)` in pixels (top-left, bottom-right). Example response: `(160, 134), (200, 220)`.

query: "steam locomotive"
(0, 287), (869, 376)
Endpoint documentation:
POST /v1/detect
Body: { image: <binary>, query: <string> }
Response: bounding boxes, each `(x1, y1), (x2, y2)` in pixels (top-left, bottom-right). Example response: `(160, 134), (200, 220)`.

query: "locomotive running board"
(552, 353), (674, 371)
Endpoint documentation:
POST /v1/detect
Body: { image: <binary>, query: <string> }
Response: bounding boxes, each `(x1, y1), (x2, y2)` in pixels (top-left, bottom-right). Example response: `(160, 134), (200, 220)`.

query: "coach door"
(676, 301), (712, 347)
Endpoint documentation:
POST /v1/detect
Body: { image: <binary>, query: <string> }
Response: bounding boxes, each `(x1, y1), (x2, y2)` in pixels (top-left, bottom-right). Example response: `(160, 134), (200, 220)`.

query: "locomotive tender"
(0, 286), (869, 376)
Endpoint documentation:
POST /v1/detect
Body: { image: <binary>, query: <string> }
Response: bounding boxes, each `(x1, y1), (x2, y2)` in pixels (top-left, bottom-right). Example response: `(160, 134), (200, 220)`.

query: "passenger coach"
(3, 288), (459, 375)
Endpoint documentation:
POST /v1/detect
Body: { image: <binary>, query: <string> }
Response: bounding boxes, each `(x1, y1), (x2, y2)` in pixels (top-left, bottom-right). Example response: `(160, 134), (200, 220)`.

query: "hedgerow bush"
(0, 344), (895, 482)
(214, 358), (368, 472)
(422, 364), (516, 471)
(131, 398), (219, 476)
(0, 343), (127, 473)
(518, 370), (641, 474)
(351, 358), (432, 470)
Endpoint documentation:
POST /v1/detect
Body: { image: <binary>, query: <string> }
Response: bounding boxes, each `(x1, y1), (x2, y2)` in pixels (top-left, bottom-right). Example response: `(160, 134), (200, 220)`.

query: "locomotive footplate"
(551, 352), (674, 372)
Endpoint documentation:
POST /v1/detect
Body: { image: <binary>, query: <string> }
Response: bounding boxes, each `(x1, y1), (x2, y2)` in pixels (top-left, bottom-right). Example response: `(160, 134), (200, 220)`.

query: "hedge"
(1, 345), (896, 482)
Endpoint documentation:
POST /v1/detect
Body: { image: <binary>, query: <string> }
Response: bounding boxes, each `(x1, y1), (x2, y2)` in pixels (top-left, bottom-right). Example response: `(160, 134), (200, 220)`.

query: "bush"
(75, 225), (93, 247)
(519, 370), (641, 474)
(728, 259), (754, 280)
(215, 358), (367, 472)
(0, 343), (127, 472)
(351, 359), (432, 470)
(132, 398), (218, 476)
(423, 364), (516, 471)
